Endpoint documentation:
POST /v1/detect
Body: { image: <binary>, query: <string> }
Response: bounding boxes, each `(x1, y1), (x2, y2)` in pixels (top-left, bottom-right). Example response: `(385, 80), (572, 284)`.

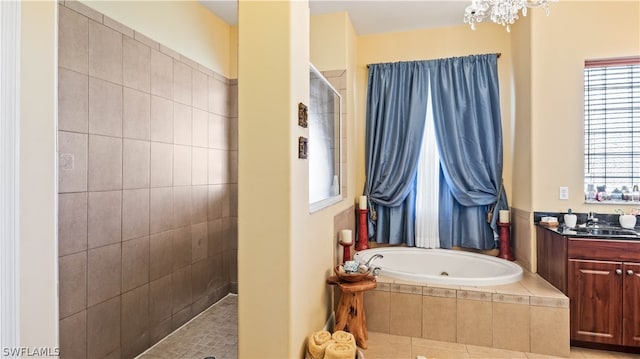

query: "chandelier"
(464, 0), (557, 32)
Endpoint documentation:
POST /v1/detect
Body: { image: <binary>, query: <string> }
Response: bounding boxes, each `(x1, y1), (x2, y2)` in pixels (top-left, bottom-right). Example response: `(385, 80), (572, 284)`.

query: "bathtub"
(353, 247), (523, 286)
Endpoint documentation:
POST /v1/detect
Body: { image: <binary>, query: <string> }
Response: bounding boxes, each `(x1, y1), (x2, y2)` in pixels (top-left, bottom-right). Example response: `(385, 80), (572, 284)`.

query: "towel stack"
(307, 331), (357, 359)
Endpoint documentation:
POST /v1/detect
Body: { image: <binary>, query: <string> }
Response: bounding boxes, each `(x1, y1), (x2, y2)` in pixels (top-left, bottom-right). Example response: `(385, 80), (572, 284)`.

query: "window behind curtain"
(584, 57), (640, 202)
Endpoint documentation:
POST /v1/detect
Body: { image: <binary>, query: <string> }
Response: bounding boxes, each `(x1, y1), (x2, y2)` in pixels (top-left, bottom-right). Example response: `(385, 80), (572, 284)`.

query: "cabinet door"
(623, 262), (640, 347)
(569, 259), (623, 345)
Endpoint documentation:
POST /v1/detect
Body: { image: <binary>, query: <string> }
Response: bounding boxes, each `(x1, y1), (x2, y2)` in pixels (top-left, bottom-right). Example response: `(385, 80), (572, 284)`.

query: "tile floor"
(139, 294), (639, 359)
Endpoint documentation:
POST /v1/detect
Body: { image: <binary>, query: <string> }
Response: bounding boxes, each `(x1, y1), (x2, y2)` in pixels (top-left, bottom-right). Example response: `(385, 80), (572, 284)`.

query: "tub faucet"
(364, 254), (383, 268)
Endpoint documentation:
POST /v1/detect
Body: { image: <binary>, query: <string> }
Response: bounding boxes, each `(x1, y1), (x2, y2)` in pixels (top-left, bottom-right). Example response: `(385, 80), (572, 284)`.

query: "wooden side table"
(326, 276), (377, 348)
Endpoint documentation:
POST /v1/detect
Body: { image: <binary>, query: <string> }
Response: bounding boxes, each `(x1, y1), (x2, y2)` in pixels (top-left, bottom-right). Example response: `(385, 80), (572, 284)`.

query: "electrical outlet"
(559, 186), (569, 200)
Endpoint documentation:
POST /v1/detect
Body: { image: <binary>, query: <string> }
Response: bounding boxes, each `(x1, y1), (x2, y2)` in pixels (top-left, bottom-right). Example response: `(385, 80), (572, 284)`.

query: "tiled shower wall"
(57, 2), (238, 358)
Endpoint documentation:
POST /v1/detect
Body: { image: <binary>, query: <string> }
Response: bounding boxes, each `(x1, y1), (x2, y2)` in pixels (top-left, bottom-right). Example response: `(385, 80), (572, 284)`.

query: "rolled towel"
(324, 342), (356, 359)
(331, 331), (356, 346)
(307, 331), (334, 359)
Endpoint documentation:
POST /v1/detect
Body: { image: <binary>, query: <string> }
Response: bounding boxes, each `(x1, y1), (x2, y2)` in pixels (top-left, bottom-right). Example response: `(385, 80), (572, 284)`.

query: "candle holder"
(339, 241), (352, 262)
(356, 209), (370, 251)
(498, 222), (515, 261)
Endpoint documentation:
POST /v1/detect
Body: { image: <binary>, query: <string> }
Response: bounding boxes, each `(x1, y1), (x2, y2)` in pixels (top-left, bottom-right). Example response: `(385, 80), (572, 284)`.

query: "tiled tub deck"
(361, 268), (570, 357)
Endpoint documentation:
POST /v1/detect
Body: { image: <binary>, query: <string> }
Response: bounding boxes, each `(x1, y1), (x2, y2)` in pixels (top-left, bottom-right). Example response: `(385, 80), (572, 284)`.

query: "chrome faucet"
(364, 254), (383, 268)
(358, 254), (384, 274)
(587, 212), (599, 227)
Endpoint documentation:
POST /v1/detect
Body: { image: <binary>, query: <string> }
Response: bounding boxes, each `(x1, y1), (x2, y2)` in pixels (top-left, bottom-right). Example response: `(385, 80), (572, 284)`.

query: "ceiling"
(199, 1), (471, 35)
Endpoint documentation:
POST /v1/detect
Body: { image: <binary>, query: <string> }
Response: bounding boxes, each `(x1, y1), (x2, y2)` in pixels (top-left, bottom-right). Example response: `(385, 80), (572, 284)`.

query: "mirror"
(309, 64), (342, 212)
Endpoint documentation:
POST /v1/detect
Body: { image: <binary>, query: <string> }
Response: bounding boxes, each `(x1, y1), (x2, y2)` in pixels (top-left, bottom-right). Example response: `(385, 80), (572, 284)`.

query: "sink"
(571, 226), (639, 237)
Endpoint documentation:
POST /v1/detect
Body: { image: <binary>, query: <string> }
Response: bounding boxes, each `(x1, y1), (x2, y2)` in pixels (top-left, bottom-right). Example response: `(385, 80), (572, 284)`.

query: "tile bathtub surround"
(363, 270), (571, 357)
(57, 2), (238, 358)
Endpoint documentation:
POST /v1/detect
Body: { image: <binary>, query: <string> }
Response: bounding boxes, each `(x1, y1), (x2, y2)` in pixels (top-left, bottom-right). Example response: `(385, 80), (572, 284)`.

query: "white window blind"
(584, 57), (640, 200)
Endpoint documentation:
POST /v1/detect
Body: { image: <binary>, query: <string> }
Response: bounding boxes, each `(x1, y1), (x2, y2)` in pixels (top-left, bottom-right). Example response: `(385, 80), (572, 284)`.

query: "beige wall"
(238, 4), (359, 357)
(81, 0), (233, 78)
(510, 1), (640, 271)
(20, 0), (59, 349)
(529, 0), (640, 214)
(356, 23), (514, 208)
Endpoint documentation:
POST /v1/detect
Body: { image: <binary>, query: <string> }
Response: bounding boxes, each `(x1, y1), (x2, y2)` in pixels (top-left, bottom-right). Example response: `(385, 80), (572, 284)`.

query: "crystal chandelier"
(464, 0), (557, 32)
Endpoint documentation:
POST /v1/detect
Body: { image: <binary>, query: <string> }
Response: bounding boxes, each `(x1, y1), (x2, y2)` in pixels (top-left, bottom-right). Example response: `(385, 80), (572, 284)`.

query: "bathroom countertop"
(537, 223), (640, 241)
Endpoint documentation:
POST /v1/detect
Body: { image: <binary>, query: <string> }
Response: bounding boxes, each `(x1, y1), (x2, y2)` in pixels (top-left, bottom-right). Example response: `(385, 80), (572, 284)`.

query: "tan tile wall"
(57, 2), (238, 358)
(363, 272), (570, 357)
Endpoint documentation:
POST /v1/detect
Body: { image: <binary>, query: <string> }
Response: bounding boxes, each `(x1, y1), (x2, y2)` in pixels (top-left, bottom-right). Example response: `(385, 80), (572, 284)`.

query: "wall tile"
(134, 31), (159, 51)
(59, 5), (88, 74)
(88, 20), (122, 84)
(208, 149), (225, 185)
(122, 189), (149, 241)
(172, 226), (192, 271)
(192, 108), (208, 148)
(208, 185), (223, 221)
(87, 243), (121, 306)
(422, 295), (456, 342)
(493, 302), (530, 352)
(172, 265), (192, 314)
(64, 1), (103, 22)
(149, 274), (173, 325)
(123, 87), (151, 140)
(150, 49), (172, 99)
(222, 217), (237, 252)
(192, 148), (208, 187)
(59, 252), (87, 318)
(88, 135), (122, 191)
(364, 290), (390, 333)
(191, 185), (208, 224)
(208, 75), (228, 116)
(121, 284), (149, 359)
(60, 310), (87, 359)
(87, 190), (121, 248)
(149, 187), (173, 234)
(149, 317), (172, 347)
(191, 258), (208, 302)
(172, 304), (193, 330)
(192, 70), (208, 110)
(59, 68), (88, 133)
(173, 103), (192, 145)
(88, 77), (122, 137)
(173, 186), (192, 229)
(530, 306), (570, 357)
(173, 145), (192, 186)
(150, 230), (173, 281)
(191, 223), (207, 263)
(457, 298), (492, 347)
(150, 142), (173, 188)
(122, 236), (150, 292)
(59, 192), (87, 256)
(173, 61), (192, 106)
(229, 151), (238, 184)
(123, 139), (150, 190)
(59, 131), (88, 193)
(389, 292), (422, 337)
(150, 95), (173, 143)
(123, 36), (150, 92)
(208, 113), (226, 150)
(228, 82), (238, 118)
(207, 219), (223, 257)
(228, 117), (238, 151)
(87, 296), (120, 358)
(103, 16), (133, 38)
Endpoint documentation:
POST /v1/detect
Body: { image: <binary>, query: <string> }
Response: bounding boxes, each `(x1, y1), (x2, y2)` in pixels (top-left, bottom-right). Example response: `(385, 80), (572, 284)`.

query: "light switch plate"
(559, 186), (569, 200)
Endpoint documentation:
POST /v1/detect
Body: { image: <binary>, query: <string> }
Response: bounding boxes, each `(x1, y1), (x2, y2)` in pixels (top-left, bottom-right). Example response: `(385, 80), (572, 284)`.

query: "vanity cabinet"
(568, 238), (640, 347)
(536, 226), (568, 294)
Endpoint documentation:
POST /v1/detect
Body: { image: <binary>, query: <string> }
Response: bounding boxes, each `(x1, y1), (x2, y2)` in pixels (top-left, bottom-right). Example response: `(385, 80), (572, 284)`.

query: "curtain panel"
(364, 61), (429, 245)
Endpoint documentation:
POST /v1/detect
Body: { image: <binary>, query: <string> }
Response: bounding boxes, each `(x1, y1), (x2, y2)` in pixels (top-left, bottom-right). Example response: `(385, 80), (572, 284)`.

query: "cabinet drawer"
(568, 238), (640, 262)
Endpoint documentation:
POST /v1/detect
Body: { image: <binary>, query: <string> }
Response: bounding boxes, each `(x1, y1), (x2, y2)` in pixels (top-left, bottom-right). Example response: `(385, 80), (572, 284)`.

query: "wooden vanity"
(536, 226), (640, 350)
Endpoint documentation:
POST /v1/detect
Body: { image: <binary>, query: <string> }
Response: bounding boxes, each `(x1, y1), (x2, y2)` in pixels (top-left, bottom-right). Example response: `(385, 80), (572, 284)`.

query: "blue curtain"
(365, 61), (429, 245)
(428, 54), (508, 249)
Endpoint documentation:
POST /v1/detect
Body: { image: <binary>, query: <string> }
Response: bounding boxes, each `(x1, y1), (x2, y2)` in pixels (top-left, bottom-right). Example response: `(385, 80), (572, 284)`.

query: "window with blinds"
(584, 57), (640, 202)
